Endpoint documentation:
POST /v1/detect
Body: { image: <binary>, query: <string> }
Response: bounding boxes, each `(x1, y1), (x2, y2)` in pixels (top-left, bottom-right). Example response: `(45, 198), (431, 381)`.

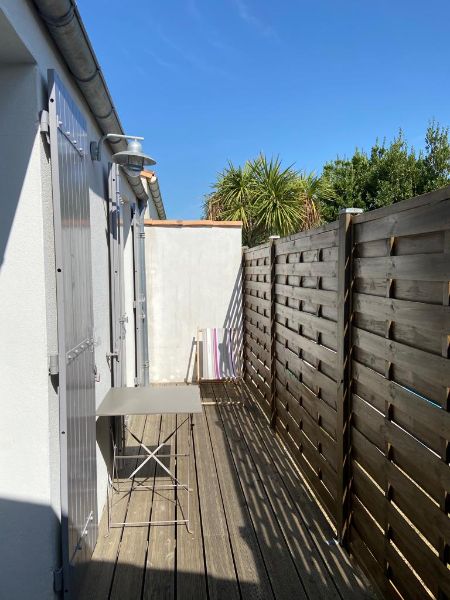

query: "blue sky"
(77, 0), (450, 218)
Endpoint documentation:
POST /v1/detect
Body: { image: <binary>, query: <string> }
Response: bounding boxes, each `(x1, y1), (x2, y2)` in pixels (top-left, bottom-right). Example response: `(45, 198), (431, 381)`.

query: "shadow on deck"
(80, 382), (374, 600)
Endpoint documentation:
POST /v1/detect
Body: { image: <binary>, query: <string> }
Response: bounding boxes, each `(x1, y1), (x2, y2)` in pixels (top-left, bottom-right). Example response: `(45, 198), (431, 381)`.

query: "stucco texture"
(146, 225), (243, 383)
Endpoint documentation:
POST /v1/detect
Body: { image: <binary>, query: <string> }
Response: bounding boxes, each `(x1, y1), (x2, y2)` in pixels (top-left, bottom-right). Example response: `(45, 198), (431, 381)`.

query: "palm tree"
(204, 161), (260, 245)
(205, 155), (303, 244)
(251, 155), (301, 238)
(296, 172), (333, 230)
(204, 157), (336, 244)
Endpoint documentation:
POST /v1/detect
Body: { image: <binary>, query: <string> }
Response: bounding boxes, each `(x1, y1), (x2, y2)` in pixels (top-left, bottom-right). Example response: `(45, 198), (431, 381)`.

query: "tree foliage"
(320, 121), (450, 221)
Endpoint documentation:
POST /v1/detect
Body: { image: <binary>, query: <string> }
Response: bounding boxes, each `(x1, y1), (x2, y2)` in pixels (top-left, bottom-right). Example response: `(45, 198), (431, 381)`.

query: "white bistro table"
(96, 384), (202, 532)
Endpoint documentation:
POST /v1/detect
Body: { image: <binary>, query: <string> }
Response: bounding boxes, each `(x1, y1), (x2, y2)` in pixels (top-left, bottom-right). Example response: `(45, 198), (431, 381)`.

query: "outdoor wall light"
(90, 133), (156, 173)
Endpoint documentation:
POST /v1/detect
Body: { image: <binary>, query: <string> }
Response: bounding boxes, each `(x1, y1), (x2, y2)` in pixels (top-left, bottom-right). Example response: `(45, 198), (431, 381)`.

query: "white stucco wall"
(0, 61), (60, 600)
(146, 225), (243, 382)
(0, 3), (140, 597)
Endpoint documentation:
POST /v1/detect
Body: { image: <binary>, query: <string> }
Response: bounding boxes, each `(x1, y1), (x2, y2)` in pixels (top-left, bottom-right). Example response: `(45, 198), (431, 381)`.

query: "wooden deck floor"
(81, 382), (374, 600)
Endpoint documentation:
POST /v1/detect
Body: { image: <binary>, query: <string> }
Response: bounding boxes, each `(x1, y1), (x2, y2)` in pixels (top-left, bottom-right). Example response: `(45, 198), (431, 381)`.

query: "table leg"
(187, 413), (193, 533)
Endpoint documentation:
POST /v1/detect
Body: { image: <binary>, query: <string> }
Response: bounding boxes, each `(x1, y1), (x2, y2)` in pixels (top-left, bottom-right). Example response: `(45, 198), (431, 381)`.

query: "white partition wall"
(145, 221), (243, 382)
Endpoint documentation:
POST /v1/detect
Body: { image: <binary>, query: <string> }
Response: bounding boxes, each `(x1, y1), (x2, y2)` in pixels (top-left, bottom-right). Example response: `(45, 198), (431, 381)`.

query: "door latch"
(106, 351), (119, 369)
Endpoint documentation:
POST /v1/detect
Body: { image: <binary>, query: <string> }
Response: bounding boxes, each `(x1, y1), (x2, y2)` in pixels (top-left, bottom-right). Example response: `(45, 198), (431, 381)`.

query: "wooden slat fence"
(242, 185), (450, 600)
(243, 242), (272, 416)
(349, 188), (450, 600)
(273, 222), (341, 522)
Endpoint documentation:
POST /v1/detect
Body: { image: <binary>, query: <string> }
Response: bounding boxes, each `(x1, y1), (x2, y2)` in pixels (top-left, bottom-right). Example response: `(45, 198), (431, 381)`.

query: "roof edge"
(144, 220), (242, 228)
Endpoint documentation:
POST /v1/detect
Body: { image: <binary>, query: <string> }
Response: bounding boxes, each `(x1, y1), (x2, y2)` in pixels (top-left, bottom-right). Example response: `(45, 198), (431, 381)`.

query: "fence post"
(336, 208), (362, 545)
(269, 236), (279, 428)
(241, 246), (248, 381)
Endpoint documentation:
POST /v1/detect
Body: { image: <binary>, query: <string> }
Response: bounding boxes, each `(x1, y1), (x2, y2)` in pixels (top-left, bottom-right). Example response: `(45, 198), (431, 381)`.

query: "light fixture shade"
(112, 139), (156, 173)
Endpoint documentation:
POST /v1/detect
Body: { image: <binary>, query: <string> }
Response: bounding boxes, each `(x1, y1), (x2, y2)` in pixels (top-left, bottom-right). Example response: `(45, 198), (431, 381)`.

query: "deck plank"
(194, 384), (240, 600)
(110, 414), (161, 600)
(80, 415), (147, 600)
(176, 413), (208, 600)
(142, 413), (177, 599)
(218, 383), (343, 600)
(203, 384), (274, 600)
(232, 382), (374, 599)
(211, 384), (309, 600)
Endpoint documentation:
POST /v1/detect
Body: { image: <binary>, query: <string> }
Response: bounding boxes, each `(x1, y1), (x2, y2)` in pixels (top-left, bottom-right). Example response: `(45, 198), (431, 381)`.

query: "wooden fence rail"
(242, 185), (450, 600)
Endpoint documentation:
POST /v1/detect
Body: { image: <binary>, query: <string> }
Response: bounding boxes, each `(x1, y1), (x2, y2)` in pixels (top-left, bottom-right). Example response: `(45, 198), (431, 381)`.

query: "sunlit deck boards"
(81, 382), (374, 600)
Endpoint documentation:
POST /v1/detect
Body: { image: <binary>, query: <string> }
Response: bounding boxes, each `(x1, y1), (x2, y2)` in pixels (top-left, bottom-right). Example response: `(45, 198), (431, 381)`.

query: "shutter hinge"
(48, 353), (59, 376)
(40, 109), (50, 144)
(53, 567), (63, 593)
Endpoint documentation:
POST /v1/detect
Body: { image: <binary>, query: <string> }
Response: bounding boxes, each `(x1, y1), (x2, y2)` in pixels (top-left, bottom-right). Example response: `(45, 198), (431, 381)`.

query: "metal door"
(48, 70), (98, 598)
(108, 163), (127, 387)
